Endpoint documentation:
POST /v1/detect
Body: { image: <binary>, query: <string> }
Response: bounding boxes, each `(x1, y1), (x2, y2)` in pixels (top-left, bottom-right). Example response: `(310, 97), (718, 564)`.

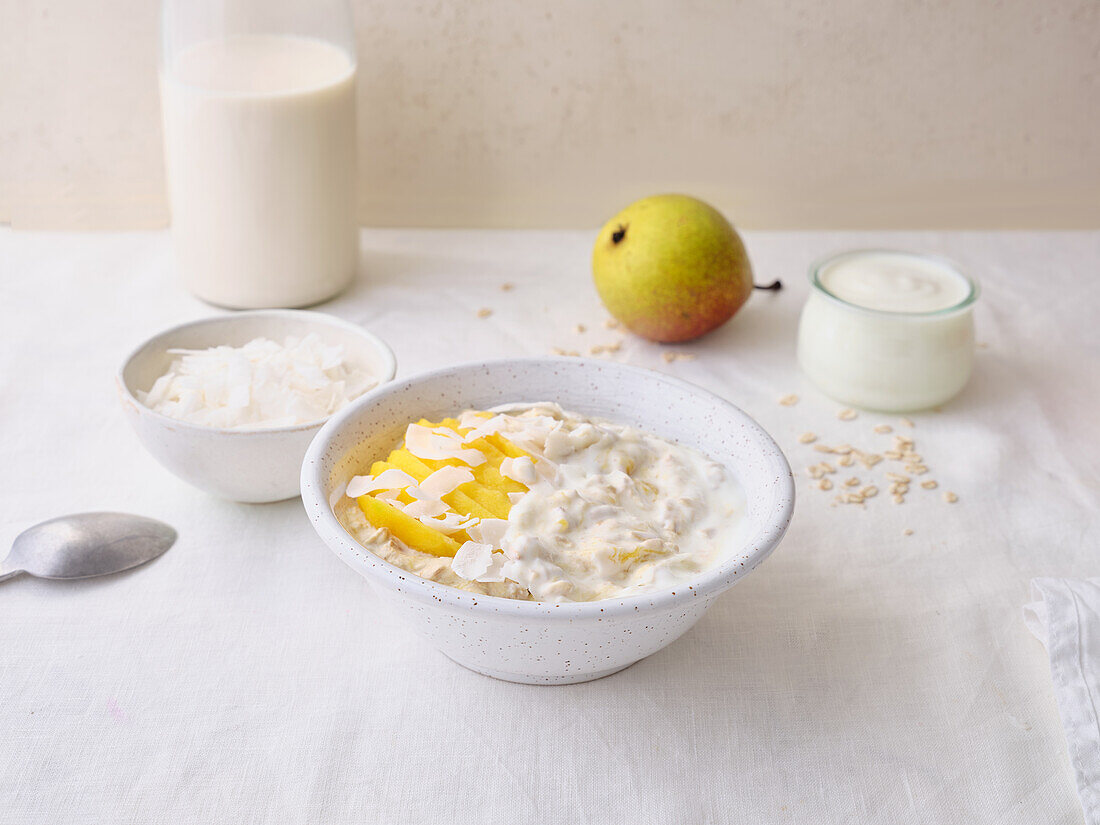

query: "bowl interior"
(307, 358), (794, 606)
(121, 310), (397, 415)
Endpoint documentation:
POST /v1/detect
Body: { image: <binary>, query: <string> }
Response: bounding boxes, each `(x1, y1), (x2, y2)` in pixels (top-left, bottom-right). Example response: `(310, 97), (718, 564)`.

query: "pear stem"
(753, 280), (783, 291)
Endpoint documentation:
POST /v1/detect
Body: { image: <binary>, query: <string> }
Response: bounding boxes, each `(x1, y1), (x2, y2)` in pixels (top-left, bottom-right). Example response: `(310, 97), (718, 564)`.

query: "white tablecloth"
(2, 228), (1097, 824)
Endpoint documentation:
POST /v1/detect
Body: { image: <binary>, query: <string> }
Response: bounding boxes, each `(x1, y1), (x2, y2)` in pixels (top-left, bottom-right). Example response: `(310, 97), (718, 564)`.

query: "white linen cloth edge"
(1025, 577), (1100, 825)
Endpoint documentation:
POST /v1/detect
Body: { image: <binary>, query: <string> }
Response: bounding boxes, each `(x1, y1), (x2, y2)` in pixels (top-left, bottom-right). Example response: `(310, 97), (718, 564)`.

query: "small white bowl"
(301, 358), (794, 684)
(118, 310), (396, 503)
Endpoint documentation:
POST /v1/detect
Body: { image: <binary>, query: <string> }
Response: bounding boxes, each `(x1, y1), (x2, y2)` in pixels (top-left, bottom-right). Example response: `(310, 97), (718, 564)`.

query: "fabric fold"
(1025, 577), (1100, 825)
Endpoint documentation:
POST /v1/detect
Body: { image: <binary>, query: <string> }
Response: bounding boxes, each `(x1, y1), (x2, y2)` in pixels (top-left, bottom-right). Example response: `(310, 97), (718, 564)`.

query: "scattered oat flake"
(779, 394), (799, 407)
(798, 432), (817, 444)
(603, 318), (620, 330)
(575, 324), (586, 334)
(943, 491), (958, 503)
(899, 417), (915, 428)
(606, 340), (622, 353)
(861, 486), (878, 498)
(873, 424), (893, 434)
(813, 444), (834, 453)
(500, 282), (515, 292)
(838, 454), (854, 467)
(837, 408), (858, 421)
(893, 494), (905, 504)
(589, 345), (605, 355)
(818, 479), (833, 491)
(661, 351), (695, 364)
(820, 462), (836, 474)
(477, 308), (492, 318)
(844, 477), (860, 487)
(921, 480), (938, 490)
(903, 528), (914, 536)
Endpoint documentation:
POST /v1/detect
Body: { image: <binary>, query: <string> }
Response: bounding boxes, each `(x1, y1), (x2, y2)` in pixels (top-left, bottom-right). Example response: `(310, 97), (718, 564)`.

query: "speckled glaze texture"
(301, 358), (795, 684)
(118, 310), (396, 503)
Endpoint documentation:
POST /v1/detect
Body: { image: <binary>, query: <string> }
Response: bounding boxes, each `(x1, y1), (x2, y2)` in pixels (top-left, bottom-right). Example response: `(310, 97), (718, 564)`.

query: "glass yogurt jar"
(797, 250), (979, 412)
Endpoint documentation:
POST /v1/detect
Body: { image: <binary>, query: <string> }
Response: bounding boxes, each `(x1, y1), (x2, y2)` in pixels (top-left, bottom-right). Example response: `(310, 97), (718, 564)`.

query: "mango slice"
(357, 495), (461, 558)
(486, 433), (529, 460)
(355, 413), (536, 556)
(418, 419), (528, 494)
(385, 449), (495, 519)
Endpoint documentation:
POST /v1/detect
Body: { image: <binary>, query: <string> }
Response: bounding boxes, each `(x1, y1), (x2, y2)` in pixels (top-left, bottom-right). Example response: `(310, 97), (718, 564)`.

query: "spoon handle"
(0, 569), (24, 583)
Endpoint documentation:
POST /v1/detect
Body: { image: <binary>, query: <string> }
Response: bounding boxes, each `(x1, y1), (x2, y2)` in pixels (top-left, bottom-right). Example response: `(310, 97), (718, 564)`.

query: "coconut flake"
(467, 518), (510, 547)
(420, 513), (481, 535)
(451, 541), (507, 583)
(417, 465), (475, 498)
(404, 424), (486, 466)
(346, 468), (418, 498)
(139, 333), (376, 429)
(459, 414), (510, 441)
(401, 497), (449, 519)
(500, 456), (538, 486)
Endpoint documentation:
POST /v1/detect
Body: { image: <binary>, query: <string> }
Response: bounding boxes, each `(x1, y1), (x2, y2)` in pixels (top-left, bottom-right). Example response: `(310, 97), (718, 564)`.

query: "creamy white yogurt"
(474, 404), (744, 601)
(798, 250), (978, 412)
(817, 251), (972, 314)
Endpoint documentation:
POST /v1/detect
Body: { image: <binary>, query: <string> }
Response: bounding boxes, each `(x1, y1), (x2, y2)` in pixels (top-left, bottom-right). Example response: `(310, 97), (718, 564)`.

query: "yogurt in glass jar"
(797, 250), (979, 412)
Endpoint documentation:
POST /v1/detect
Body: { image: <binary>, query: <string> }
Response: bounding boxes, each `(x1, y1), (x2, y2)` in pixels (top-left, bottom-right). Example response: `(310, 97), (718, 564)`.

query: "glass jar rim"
(808, 249), (980, 318)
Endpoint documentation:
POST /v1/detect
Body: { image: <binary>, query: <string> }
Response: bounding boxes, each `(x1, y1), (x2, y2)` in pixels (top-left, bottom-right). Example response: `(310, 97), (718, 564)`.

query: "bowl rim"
(301, 357), (795, 619)
(117, 309), (398, 435)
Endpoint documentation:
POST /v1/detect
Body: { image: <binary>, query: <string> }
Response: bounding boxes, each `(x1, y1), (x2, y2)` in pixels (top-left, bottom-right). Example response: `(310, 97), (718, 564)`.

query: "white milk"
(797, 251), (978, 411)
(161, 34), (358, 308)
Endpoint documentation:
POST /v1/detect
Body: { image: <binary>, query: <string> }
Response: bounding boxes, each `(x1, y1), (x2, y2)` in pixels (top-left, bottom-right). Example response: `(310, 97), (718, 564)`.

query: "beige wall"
(3, 0), (1099, 230)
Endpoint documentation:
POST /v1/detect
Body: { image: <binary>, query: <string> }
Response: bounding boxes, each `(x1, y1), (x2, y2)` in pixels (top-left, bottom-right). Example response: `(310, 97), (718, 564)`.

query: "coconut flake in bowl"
(140, 333), (377, 429)
(118, 310), (396, 503)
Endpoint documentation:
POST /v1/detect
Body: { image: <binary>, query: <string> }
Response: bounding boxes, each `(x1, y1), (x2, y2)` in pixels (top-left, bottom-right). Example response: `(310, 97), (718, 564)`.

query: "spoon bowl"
(0, 512), (177, 582)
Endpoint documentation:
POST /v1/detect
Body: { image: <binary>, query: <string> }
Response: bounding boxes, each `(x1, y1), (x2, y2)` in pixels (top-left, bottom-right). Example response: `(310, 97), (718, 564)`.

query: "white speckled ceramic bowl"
(302, 358), (794, 684)
(118, 310), (396, 503)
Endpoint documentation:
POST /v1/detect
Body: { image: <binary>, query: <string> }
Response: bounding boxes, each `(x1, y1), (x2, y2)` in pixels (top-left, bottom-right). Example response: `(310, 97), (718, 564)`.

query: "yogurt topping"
(817, 251), (971, 313)
(339, 403), (744, 602)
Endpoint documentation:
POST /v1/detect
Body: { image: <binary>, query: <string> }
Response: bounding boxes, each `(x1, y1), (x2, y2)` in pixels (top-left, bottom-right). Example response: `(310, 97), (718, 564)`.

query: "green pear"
(592, 194), (754, 343)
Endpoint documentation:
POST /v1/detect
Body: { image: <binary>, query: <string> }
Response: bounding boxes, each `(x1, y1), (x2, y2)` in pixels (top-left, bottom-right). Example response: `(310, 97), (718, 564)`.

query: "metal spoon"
(0, 512), (177, 583)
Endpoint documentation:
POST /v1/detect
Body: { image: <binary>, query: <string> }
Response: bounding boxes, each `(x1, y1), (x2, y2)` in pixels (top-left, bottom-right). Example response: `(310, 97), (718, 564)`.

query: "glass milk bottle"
(160, 0), (358, 308)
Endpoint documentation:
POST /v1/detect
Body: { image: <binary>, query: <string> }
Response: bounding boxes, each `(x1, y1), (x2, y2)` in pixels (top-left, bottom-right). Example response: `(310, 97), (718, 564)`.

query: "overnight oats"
(333, 403), (745, 602)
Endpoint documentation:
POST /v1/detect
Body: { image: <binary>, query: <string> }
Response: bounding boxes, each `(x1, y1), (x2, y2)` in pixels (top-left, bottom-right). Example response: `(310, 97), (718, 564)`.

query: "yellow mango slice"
(386, 449), (495, 519)
(486, 433), (529, 459)
(418, 457), (511, 518)
(418, 419), (528, 495)
(364, 459), (474, 541)
(407, 420), (515, 516)
(461, 438), (526, 492)
(357, 495), (461, 558)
